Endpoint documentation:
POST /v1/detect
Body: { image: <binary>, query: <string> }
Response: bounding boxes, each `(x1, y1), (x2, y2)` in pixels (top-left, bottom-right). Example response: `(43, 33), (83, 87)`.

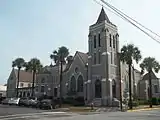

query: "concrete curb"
(127, 107), (160, 112)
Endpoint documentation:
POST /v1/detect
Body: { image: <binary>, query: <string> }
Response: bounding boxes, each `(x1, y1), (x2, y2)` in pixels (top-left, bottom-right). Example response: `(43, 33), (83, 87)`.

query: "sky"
(0, 0), (160, 84)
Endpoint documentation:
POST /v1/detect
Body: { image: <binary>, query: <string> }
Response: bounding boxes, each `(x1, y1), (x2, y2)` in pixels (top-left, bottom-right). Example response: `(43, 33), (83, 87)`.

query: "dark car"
(29, 99), (39, 108)
(1, 98), (9, 105)
(0, 97), (6, 104)
(38, 99), (55, 110)
(19, 98), (28, 106)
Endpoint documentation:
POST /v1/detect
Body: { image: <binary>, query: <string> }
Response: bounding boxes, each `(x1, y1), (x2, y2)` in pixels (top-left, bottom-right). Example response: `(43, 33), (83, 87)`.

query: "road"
(0, 104), (49, 116)
(0, 104), (160, 120)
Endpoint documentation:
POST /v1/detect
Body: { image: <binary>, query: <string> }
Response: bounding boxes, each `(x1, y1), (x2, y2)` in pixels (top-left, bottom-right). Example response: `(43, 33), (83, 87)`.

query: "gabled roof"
(63, 51), (88, 72)
(96, 7), (110, 24)
(142, 71), (158, 80)
(13, 69), (32, 82)
(77, 51), (88, 65)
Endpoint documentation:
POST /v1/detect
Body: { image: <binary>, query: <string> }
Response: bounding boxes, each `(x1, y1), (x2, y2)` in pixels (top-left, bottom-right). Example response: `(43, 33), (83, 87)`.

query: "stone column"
(106, 52), (112, 106)
(87, 80), (91, 102)
(101, 52), (107, 105)
(101, 78), (107, 105)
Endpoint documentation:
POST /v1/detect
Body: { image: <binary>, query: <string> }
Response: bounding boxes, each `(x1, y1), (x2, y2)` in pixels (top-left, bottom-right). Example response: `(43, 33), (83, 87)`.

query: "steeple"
(96, 7), (110, 24)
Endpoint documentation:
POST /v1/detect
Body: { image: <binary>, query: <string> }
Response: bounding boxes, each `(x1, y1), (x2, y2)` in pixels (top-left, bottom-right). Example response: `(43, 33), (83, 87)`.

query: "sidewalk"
(127, 105), (160, 112)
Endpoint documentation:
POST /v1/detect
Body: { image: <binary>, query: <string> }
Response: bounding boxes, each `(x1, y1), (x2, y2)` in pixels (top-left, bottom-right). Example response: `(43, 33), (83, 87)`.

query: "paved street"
(0, 104), (160, 120)
(0, 104), (50, 116)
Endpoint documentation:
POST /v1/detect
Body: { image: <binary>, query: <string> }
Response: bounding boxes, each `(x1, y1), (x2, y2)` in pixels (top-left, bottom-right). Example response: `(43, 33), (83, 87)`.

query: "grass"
(61, 104), (96, 112)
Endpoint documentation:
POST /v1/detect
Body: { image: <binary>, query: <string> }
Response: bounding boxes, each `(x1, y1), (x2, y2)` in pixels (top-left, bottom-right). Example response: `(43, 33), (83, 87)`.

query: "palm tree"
(120, 44), (142, 109)
(66, 55), (73, 64)
(25, 58), (43, 97)
(117, 53), (123, 111)
(12, 58), (25, 97)
(50, 46), (69, 107)
(50, 50), (59, 65)
(140, 57), (160, 108)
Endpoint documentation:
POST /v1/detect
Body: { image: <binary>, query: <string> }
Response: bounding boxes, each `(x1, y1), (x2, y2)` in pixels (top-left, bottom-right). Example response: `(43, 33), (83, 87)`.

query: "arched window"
(94, 35), (96, 48)
(113, 36), (115, 48)
(95, 79), (101, 98)
(27, 92), (30, 97)
(98, 34), (101, 47)
(77, 75), (83, 92)
(109, 34), (112, 47)
(23, 92), (26, 97)
(70, 76), (76, 92)
(112, 79), (116, 98)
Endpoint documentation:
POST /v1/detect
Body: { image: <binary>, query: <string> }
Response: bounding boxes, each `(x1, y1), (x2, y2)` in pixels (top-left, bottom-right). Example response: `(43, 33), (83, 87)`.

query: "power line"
(100, 0), (160, 39)
(93, 0), (160, 44)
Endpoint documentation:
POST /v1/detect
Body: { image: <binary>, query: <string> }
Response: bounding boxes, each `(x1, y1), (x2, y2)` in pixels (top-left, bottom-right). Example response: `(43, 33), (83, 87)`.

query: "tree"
(117, 53), (123, 111)
(50, 50), (59, 65)
(66, 55), (73, 64)
(12, 58), (25, 97)
(120, 44), (142, 109)
(140, 57), (160, 108)
(25, 58), (43, 97)
(50, 46), (69, 107)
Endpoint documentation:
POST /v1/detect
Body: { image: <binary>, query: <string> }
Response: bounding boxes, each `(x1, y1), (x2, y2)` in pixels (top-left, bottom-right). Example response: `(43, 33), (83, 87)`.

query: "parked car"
(23, 98), (30, 107)
(19, 98), (28, 106)
(8, 98), (20, 105)
(38, 99), (55, 110)
(28, 97), (39, 108)
(1, 98), (10, 105)
(0, 97), (6, 104)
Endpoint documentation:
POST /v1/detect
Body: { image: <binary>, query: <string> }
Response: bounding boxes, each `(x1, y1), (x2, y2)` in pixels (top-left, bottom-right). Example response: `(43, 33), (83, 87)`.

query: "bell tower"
(87, 7), (120, 105)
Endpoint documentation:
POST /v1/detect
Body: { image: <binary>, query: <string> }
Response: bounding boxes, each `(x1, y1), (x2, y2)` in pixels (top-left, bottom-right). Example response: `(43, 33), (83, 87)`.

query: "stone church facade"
(7, 8), (142, 106)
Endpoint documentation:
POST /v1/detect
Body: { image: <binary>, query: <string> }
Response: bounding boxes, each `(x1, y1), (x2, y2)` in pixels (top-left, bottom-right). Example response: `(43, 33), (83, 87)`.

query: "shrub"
(63, 96), (74, 104)
(128, 101), (139, 107)
(138, 100), (149, 105)
(73, 97), (85, 106)
(158, 98), (160, 104)
(151, 97), (159, 105)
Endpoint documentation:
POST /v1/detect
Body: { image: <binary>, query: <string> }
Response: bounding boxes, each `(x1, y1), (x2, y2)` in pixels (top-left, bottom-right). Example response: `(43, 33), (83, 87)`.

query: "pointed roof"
(96, 7), (110, 24)
(63, 51), (88, 72)
(77, 51), (88, 65)
(142, 71), (158, 80)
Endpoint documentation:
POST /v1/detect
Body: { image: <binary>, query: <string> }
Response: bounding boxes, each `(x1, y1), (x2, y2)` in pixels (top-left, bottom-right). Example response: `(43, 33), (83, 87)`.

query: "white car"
(8, 98), (20, 105)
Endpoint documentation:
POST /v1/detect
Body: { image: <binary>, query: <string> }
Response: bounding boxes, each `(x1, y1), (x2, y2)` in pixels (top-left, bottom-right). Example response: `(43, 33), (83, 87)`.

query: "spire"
(96, 7), (110, 24)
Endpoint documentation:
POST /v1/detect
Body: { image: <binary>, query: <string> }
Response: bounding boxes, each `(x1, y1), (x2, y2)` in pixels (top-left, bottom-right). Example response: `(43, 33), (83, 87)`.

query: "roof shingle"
(14, 69), (33, 82)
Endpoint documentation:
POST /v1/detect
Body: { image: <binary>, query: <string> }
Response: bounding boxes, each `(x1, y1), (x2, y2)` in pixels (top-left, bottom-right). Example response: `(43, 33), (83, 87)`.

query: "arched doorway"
(95, 79), (101, 98)
(112, 79), (116, 98)
(77, 75), (83, 92)
(70, 76), (76, 92)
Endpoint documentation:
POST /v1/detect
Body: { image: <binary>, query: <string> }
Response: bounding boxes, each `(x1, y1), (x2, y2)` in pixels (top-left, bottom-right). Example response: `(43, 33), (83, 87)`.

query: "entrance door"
(54, 88), (57, 97)
(95, 79), (101, 98)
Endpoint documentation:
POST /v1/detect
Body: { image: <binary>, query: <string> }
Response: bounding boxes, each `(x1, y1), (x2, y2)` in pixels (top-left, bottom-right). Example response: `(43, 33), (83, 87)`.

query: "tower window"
(113, 36), (115, 48)
(98, 51), (101, 64)
(98, 34), (101, 47)
(109, 34), (112, 47)
(114, 53), (117, 65)
(94, 35), (96, 48)
(111, 52), (113, 64)
(94, 53), (96, 64)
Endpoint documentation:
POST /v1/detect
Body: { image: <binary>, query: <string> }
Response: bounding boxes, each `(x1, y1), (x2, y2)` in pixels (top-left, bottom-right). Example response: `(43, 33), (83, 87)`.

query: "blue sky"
(0, 0), (160, 84)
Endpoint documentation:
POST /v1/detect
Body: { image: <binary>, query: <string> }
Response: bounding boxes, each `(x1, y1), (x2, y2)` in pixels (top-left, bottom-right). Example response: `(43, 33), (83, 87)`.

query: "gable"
(8, 68), (16, 81)
(66, 53), (86, 74)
